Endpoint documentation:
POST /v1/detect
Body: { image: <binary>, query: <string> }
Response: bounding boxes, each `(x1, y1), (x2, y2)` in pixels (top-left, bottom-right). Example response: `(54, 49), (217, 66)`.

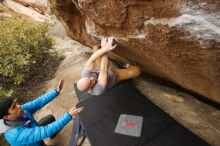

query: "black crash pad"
(75, 81), (210, 146)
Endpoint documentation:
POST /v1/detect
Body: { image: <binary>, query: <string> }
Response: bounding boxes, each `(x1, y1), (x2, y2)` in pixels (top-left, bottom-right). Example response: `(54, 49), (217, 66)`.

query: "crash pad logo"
(115, 114), (143, 137)
(123, 118), (137, 128)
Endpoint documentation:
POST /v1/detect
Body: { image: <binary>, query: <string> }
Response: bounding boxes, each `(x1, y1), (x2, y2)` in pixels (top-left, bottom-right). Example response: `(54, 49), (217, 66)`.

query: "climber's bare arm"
(85, 48), (108, 71)
(98, 55), (108, 88)
(85, 37), (116, 71)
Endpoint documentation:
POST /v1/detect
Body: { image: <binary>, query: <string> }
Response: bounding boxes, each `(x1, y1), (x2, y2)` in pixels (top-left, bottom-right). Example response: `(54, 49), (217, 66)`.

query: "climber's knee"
(129, 66), (141, 77)
(116, 66), (141, 81)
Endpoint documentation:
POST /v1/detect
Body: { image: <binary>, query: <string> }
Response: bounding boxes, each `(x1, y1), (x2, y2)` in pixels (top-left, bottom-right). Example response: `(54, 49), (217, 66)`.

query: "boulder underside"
(49, 0), (220, 103)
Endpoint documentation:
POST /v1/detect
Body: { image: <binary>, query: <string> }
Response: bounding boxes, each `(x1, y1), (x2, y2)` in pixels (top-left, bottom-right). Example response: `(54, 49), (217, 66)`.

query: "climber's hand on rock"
(102, 37), (117, 52)
(101, 37), (107, 49)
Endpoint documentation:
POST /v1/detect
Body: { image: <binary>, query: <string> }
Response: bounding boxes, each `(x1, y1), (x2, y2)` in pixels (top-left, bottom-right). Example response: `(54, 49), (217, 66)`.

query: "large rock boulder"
(14, 0), (48, 14)
(4, 0), (50, 22)
(49, 0), (220, 103)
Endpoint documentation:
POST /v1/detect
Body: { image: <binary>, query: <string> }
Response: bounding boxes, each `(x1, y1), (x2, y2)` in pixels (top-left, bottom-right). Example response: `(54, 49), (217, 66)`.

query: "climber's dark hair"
(0, 97), (13, 119)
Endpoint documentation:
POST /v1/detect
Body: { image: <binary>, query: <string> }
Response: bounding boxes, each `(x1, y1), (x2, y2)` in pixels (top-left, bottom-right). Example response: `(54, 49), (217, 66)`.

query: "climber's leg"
(113, 65), (141, 81)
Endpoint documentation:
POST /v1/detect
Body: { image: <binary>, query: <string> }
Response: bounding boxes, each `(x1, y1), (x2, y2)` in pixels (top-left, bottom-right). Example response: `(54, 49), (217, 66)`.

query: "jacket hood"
(0, 119), (14, 133)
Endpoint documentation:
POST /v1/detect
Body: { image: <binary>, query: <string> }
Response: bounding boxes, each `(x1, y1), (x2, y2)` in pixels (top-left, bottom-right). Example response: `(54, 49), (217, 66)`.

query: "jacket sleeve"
(21, 89), (59, 113)
(9, 113), (72, 145)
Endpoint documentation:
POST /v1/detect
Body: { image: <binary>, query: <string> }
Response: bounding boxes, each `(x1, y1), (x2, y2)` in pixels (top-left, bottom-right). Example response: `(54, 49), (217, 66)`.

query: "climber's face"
(4, 99), (24, 121)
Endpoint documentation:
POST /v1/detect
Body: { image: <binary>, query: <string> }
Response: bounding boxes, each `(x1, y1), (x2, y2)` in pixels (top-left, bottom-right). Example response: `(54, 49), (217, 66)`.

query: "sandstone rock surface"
(4, 0), (50, 21)
(49, 0), (220, 103)
(14, 0), (48, 14)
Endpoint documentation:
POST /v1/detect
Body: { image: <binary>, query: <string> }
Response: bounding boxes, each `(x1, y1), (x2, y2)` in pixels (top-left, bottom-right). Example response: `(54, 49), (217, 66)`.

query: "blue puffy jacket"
(2, 89), (72, 146)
